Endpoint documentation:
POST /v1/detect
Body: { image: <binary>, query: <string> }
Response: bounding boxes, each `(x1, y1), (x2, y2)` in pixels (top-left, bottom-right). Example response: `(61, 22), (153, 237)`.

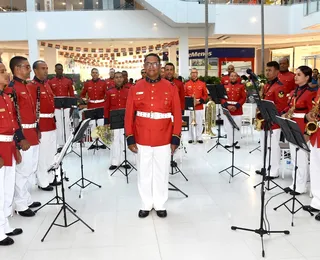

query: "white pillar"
(66, 0), (73, 10)
(178, 28), (189, 78)
(168, 46), (177, 69)
(44, 47), (58, 74)
(103, 0), (114, 9)
(26, 0), (36, 11)
(28, 39), (39, 79)
(44, 0), (54, 11)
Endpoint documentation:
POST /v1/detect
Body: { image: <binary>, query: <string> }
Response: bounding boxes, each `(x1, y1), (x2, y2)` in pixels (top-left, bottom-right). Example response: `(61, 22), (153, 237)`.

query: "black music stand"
(273, 116), (313, 226)
(207, 84), (229, 153)
(231, 99), (289, 258)
(40, 119), (95, 242)
(68, 119), (102, 197)
(54, 97), (77, 144)
(109, 109), (136, 184)
(219, 108), (249, 182)
(83, 107), (109, 152)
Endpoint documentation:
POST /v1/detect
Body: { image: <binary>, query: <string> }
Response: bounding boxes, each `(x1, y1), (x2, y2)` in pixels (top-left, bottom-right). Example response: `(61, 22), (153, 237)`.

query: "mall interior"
(1, 0), (320, 260)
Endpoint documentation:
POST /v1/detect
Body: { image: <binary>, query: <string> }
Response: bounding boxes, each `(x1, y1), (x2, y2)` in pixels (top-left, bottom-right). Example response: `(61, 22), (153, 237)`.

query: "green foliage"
(198, 76), (221, 84)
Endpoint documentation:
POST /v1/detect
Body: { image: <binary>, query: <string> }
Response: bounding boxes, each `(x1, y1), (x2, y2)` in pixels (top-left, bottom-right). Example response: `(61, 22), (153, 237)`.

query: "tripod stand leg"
(65, 206), (95, 232)
(41, 206), (64, 242)
(169, 182), (188, 198)
(261, 235), (265, 258)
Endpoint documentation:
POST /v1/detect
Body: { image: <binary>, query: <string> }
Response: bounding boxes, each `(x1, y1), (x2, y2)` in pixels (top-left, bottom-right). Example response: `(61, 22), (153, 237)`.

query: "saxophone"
(203, 100), (216, 136)
(285, 96), (296, 119)
(91, 125), (114, 145)
(305, 98), (320, 135)
(254, 88), (265, 131)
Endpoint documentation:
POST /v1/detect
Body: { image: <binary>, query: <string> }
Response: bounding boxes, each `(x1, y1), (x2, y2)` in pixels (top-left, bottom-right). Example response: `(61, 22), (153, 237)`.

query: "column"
(255, 48), (271, 74)
(44, 0), (54, 11)
(26, 0), (36, 11)
(178, 28), (189, 78)
(44, 47), (58, 74)
(168, 46), (177, 68)
(28, 39), (39, 78)
(66, 0), (73, 10)
(102, 0), (114, 9)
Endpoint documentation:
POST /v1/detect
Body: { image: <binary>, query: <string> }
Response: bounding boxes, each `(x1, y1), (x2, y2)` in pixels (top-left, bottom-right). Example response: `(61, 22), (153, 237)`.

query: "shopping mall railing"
(181, 0), (304, 5)
(304, 0), (320, 15)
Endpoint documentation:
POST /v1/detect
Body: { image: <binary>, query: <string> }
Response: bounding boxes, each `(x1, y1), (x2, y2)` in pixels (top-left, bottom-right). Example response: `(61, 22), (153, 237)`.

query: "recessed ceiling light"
(130, 41), (133, 44)
(79, 1), (83, 4)
(153, 23), (157, 26)
(96, 1), (99, 4)
(250, 17), (257, 23)
(37, 21), (46, 30)
(62, 2), (66, 5)
(88, 42), (92, 44)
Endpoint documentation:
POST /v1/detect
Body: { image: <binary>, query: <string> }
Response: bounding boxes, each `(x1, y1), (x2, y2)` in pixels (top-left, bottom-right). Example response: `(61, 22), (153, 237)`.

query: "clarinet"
(36, 85), (40, 129)
(12, 87), (22, 129)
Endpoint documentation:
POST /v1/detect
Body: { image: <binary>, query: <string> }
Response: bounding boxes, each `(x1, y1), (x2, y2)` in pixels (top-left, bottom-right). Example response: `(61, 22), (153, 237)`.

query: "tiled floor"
(1, 130), (320, 260)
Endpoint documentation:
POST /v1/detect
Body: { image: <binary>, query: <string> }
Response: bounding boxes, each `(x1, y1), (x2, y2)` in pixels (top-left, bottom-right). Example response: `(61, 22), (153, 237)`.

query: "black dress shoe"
(50, 180), (62, 186)
(38, 185), (54, 191)
(122, 164), (131, 169)
(255, 170), (262, 175)
(29, 202), (41, 208)
(283, 187), (293, 193)
(303, 205), (320, 213)
(156, 210), (167, 218)
(0, 237), (14, 246)
(188, 140), (193, 144)
(6, 228), (23, 236)
(316, 213), (320, 221)
(138, 210), (150, 218)
(197, 140), (203, 144)
(16, 208), (35, 217)
(109, 165), (117, 170)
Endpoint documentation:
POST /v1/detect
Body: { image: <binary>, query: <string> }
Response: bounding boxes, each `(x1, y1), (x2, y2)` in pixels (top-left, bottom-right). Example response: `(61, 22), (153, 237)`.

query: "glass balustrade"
(181, 0), (305, 5)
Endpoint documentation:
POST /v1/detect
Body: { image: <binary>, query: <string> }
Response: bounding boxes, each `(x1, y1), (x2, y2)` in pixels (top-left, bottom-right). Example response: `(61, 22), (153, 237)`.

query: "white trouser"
(110, 129), (124, 166)
(310, 141), (320, 209)
(0, 160), (15, 241)
(289, 143), (309, 194)
(14, 145), (40, 212)
(136, 144), (171, 211)
(37, 130), (57, 188)
(223, 114), (242, 146)
(188, 110), (204, 141)
(55, 108), (71, 147)
(260, 129), (281, 177)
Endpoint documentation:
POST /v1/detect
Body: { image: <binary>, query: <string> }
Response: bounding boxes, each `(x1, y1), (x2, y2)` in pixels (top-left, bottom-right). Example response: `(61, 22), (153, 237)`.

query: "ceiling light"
(62, 2), (66, 5)
(79, 1), (83, 4)
(95, 21), (103, 29)
(37, 21), (46, 30)
(96, 1), (99, 4)
(250, 17), (257, 23)
(130, 41), (133, 44)
(88, 42), (92, 44)
(153, 23), (157, 26)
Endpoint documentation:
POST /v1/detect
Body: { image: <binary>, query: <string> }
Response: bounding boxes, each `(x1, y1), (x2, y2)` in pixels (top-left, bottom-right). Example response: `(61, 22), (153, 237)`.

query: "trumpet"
(305, 99), (320, 135)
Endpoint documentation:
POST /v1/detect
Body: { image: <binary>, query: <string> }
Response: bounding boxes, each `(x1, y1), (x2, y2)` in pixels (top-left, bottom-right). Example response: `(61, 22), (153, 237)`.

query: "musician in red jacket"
(185, 68), (208, 143)
(278, 57), (296, 93)
(125, 53), (182, 218)
(47, 63), (75, 148)
(105, 68), (115, 89)
(0, 62), (23, 246)
(221, 72), (247, 149)
(5, 56), (41, 217)
(256, 61), (288, 179)
(27, 61), (58, 192)
(164, 62), (185, 114)
(221, 64), (241, 85)
(81, 68), (107, 110)
(104, 72), (130, 170)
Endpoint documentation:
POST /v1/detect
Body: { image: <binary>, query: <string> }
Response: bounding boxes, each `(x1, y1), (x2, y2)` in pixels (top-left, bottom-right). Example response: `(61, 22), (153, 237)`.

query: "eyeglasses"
(145, 62), (159, 68)
(141, 71), (146, 74)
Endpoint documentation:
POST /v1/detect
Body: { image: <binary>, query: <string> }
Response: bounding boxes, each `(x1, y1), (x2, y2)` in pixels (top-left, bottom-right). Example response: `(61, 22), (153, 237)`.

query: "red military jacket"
(221, 75), (241, 85)
(278, 71), (296, 93)
(310, 87), (320, 147)
(104, 86), (130, 124)
(125, 77), (182, 147)
(0, 92), (18, 166)
(221, 82), (247, 116)
(184, 79), (208, 110)
(124, 82), (133, 89)
(4, 77), (39, 146)
(27, 77), (56, 132)
(81, 79), (107, 109)
(105, 78), (115, 90)
(166, 78), (185, 112)
(262, 78), (288, 130)
(48, 76), (75, 97)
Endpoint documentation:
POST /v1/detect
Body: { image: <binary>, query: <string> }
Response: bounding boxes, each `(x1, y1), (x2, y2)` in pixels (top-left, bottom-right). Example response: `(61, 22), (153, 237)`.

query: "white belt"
(40, 113), (55, 118)
(292, 113), (305, 119)
(227, 101), (237, 105)
(21, 123), (37, 129)
(0, 134), (13, 142)
(136, 111), (172, 119)
(89, 99), (105, 103)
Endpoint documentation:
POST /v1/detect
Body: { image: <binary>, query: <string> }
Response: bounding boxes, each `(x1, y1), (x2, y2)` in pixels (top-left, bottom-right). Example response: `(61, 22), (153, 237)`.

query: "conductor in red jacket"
(125, 53), (182, 219)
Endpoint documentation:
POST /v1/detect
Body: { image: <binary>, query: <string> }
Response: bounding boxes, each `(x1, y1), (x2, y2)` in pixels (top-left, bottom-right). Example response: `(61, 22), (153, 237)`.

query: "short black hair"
(313, 68), (319, 72)
(144, 53), (161, 64)
(91, 68), (99, 73)
(9, 56), (27, 73)
(298, 66), (313, 83)
(114, 71), (122, 76)
(33, 60), (46, 70)
(165, 62), (175, 70)
(266, 61), (280, 70)
(122, 70), (128, 75)
(55, 63), (63, 68)
(280, 57), (289, 64)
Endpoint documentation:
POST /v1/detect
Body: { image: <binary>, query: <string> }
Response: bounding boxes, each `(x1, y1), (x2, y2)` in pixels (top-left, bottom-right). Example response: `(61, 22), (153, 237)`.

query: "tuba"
(203, 100), (216, 136)
(305, 99), (320, 135)
(190, 94), (197, 143)
(91, 125), (114, 145)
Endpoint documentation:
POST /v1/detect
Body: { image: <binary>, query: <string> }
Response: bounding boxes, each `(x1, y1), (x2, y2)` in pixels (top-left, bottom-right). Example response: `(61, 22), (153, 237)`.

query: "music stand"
(219, 108), (249, 182)
(54, 97), (77, 144)
(83, 107), (109, 152)
(207, 84), (229, 153)
(231, 99), (289, 258)
(273, 116), (313, 226)
(109, 109), (136, 183)
(39, 119), (95, 242)
(68, 119), (102, 197)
